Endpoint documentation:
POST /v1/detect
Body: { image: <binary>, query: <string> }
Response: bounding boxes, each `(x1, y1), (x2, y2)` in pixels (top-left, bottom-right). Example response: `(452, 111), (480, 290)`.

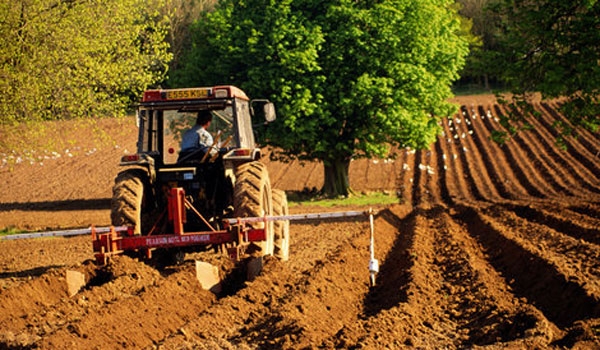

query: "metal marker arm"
(0, 226), (129, 241)
(223, 209), (376, 225)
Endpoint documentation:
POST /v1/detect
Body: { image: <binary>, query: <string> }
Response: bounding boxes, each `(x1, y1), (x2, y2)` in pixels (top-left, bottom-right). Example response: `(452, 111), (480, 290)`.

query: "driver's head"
(196, 110), (212, 126)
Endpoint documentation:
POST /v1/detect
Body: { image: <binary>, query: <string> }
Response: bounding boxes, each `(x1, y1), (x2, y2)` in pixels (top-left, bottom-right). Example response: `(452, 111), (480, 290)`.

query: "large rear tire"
(233, 162), (273, 256)
(110, 169), (152, 235)
(272, 189), (290, 261)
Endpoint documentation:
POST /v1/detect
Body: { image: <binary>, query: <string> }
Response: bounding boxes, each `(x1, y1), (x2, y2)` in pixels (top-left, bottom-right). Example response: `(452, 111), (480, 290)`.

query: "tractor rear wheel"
(233, 161), (273, 256)
(272, 189), (290, 261)
(110, 169), (153, 235)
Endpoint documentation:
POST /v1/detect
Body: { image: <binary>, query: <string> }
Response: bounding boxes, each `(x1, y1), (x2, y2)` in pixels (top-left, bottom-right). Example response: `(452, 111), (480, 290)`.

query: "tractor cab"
(133, 85), (273, 166)
(114, 85), (275, 235)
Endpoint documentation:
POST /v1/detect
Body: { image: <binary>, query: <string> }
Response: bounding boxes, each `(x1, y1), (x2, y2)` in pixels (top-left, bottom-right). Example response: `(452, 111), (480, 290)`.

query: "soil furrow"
(239, 223), (375, 349)
(410, 150), (428, 207)
(507, 120), (582, 198)
(0, 268), (87, 333)
(471, 106), (522, 199)
(458, 106), (509, 201)
(445, 114), (488, 202)
(434, 138), (452, 204)
(481, 205), (600, 293)
(155, 207), (405, 349)
(507, 203), (600, 245)
(468, 105), (530, 199)
(432, 207), (555, 347)
(344, 205), (553, 348)
(0, 258), (172, 340)
(457, 205), (600, 328)
(537, 103), (600, 177)
(361, 205), (415, 317)
(438, 117), (477, 203)
(341, 208), (455, 348)
(563, 207), (600, 227)
(424, 144), (446, 205)
(397, 148), (418, 205)
(285, 215), (371, 274)
(523, 104), (600, 196)
(394, 147), (412, 202)
(490, 105), (555, 198)
(37, 261), (216, 349)
(0, 235), (92, 290)
(412, 147), (443, 207)
(150, 258), (300, 349)
(568, 203), (600, 218)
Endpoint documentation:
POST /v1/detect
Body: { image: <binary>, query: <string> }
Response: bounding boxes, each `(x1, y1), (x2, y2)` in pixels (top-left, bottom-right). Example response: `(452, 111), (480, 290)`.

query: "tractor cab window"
(208, 107), (235, 147)
(234, 99), (255, 149)
(163, 110), (195, 164)
(162, 107), (236, 165)
(137, 109), (159, 154)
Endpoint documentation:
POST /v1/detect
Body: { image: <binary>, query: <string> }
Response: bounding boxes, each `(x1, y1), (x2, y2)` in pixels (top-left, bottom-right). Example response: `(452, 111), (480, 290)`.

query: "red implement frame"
(92, 188), (266, 265)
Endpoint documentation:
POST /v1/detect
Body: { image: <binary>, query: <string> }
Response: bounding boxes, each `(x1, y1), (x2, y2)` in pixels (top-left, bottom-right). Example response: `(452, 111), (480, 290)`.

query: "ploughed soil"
(1, 95), (600, 349)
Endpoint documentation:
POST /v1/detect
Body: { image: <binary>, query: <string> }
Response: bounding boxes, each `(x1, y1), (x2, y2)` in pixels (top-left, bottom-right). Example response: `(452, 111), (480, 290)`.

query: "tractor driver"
(180, 110), (218, 159)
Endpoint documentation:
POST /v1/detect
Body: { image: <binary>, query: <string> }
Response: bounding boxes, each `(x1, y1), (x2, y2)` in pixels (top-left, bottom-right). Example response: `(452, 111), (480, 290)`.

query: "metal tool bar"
(0, 226), (128, 241)
(224, 209), (375, 225)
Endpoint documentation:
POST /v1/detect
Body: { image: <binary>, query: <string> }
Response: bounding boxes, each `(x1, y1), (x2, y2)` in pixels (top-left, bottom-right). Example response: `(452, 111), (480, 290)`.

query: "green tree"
(161, 0), (217, 75)
(455, 0), (501, 90)
(490, 0), (600, 141)
(174, 0), (469, 197)
(0, 0), (172, 123)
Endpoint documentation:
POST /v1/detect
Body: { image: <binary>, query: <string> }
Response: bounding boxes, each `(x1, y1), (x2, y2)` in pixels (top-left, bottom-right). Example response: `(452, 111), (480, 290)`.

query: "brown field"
(0, 95), (599, 349)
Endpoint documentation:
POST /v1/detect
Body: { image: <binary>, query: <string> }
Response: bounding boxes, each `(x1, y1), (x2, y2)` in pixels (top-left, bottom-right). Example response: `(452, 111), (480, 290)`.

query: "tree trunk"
(322, 156), (351, 197)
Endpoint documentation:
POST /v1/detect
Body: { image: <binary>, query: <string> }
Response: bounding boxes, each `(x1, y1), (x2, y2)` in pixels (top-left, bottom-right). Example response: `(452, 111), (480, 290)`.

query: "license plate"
(165, 88), (210, 100)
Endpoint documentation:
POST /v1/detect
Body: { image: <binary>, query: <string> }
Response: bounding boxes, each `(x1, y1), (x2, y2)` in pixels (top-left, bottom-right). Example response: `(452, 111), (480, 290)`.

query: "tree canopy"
(455, 0), (501, 90)
(488, 0), (600, 141)
(173, 0), (469, 196)
(0, 0), (172, 123)
(161, 0), (217, 73)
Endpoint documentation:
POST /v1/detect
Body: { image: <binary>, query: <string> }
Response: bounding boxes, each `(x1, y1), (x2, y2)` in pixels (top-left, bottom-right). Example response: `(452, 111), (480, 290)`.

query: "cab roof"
(141, 85), (249, 104)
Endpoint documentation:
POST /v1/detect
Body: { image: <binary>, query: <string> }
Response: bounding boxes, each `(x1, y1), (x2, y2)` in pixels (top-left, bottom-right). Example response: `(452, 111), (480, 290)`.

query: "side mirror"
(264, 102), (276, 122)
(250, 99), (276, 123)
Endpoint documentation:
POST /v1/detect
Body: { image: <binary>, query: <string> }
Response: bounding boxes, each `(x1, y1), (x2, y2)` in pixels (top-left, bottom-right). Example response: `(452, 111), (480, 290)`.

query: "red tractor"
(93, 85), (289, 266)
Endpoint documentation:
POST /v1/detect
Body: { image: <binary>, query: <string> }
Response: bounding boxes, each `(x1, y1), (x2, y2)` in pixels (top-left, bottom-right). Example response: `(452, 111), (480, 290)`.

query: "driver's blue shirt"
(181, 125), (216, 155)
